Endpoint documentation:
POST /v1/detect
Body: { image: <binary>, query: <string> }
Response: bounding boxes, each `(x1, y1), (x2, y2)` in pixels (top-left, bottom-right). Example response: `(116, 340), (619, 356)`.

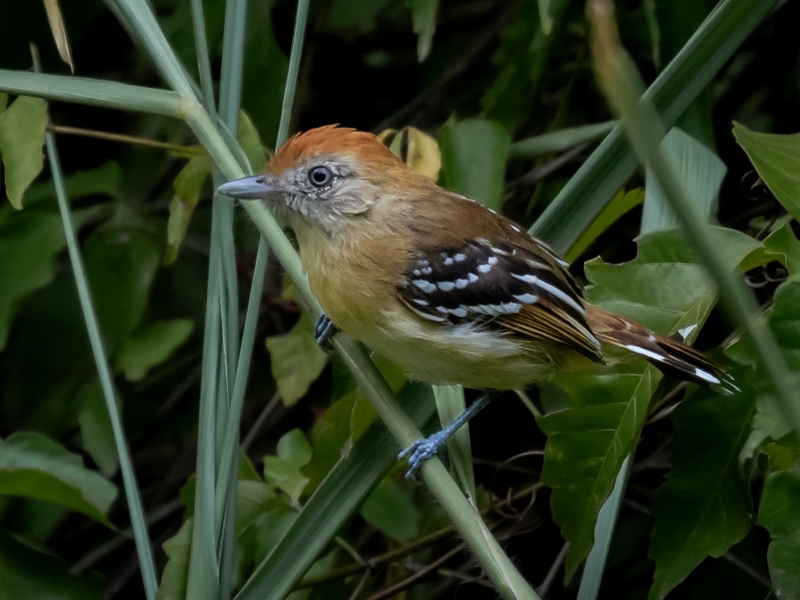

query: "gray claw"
(398, 431), (448, 481)
(314, 313), (338, 352)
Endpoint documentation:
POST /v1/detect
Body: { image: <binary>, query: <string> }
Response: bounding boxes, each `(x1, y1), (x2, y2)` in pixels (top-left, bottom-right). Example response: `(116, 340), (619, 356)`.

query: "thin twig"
(364, 544), (465, 600)
(48, 123), (204, 156)
(241, 390), (282, 451)
(537, 542), (570, 597)
(347, 569), (372, 600)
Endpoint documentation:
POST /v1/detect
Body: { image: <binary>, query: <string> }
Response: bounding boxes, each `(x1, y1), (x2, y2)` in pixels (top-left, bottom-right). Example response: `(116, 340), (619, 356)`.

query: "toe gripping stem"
(314, 313), (339, 352)
(398, 391), (499, 481)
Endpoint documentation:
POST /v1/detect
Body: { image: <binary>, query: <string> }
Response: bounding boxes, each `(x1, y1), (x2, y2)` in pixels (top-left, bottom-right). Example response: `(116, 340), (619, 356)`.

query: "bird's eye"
(308, 166), (333, 188)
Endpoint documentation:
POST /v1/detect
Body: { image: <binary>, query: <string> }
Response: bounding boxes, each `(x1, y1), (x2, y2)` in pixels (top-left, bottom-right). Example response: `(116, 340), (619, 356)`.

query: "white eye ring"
(308, 166), (333, 188)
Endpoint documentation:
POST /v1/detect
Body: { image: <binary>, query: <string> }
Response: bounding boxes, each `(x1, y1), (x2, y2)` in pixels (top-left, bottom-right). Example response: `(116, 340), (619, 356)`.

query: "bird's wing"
(397, 236), (604, 363)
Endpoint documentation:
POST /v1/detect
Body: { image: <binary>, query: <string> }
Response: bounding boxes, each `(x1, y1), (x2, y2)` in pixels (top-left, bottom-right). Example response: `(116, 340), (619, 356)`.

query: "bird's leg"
(314, 313), (339, 352)
(399, 390), (500, 481)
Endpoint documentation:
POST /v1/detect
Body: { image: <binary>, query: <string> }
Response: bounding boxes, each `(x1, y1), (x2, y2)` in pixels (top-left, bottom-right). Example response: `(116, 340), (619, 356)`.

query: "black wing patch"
(397, 238), (603, 362)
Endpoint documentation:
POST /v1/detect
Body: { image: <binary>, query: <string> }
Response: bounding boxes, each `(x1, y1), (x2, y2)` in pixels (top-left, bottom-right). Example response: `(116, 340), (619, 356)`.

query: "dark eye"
(308, 166), (333, 188)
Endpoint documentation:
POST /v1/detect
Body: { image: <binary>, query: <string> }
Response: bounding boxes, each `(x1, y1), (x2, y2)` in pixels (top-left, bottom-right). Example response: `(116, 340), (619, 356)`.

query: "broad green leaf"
(0, 527), (103, 600)
(164, 155), (212, 265)
(263, 429), (312, 503)
(323, 0), (394, 31)
(360, 476), (421, 543)
(566, 188), (644, 263)
(24, 161), (121, 206)
(265, 312), (328, 406)
(733, 122), (800, 221)
(0, 93), (7, 112)
(741, 393), (791, 463)
(434, 385), (475, 503)
(438, 117), (510, 210)
(648, 386), (756, 600)
(83, 219), (161, 349)
(0, 210), (65, 349)
(238, 111), (266, 173)
(407, 0), (438, 62)
(764, 222), (800, 274)
(77, 379), (119, 477)
(0, 432), (117, 524)
(539, 364), (660, 580)
(585, 226), (765, 335)
(115, 319), (194, 381)
(156, 516), (193, 600)
(758, 455), (800, 600)
(0, 96), (48, 209)
(642, 127), (725, 231)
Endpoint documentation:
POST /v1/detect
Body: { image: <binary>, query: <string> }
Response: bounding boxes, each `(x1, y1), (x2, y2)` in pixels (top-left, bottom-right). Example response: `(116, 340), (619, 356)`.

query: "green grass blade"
(235, 383), (436, 600)
(591, 0), (800, 433)
(434, 385), (476, 504)
(508, 121), (616, 159)
(189, 0), (216, 112)
(576, 455), (632, 600)
(531, 0), (780, 253)
(0, 70), (182, 116)
(45, 98), (157, 600)
(218, 0), (247, 127)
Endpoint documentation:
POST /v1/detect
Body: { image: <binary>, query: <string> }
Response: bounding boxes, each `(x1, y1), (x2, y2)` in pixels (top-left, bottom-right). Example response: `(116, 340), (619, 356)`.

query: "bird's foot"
(314, 313), (339, 352)
(398, 430), (449, 482)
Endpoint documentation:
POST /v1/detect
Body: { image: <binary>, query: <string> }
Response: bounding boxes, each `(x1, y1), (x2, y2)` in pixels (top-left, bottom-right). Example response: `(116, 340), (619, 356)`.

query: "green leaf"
(508, 121), (617, 159)
(0, 96), (48, 209)
(77, 379), (119, 476)
(0, 210), (65, 349)
(642, 127), (725, 232)
(115, 319), (194, 381)
(360, 476), (421, 543)
(764, 222), (800, 274)
(585, 226), (765, 335)
(643, 0), (661, 67)
(265, 312), (329, 406)
(759, 455), (800, 599)
(407, 0), (439, 62)
(438, 117), (510, 210)
(566, 187), (644, 264)
(237, 111), (266, 173)
(24, 161), (121, 207)
(0, 527), (104, 600)
(263, 429), (312, 503)
(733, 122), (800, 222)
(156, 516), (193, 600)
(536, 0), (553, 34)
(648, 386), (756, 600)
(539, 364), (660, 581)
(323, 0), (394, 32)
(164, 155), (212, 265)
(83, 220), (161, 349)
(0, 432), (117, 524)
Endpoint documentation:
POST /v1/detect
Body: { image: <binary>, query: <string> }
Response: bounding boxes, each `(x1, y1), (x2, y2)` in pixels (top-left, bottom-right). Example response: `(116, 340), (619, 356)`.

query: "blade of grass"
(531, 0), (780, 253)
(236, 383), (436, 600)
(42, 68), (157, 600)
(508, 121), (616, 159)
(0, 70), (183, 116)
(189, 0), (216, 113)
(589, 0), (800, 433)
(434, 385), (476, 504)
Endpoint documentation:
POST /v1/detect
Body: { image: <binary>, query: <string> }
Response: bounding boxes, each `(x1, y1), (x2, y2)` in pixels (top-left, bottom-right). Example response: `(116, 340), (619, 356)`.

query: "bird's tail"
(586, 306), (739, 395)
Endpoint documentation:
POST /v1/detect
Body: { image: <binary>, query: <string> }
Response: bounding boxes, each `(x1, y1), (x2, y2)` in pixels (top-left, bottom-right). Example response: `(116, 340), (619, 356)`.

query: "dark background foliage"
(0, 0), (798, 598)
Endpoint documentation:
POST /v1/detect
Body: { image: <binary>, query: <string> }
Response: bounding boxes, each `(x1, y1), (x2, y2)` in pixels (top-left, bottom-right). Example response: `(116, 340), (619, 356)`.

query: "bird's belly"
(355, 308), (556, 390)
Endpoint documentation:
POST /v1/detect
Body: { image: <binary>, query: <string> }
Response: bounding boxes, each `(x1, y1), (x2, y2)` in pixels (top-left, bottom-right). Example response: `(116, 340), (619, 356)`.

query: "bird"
(218, 125), (736, 480)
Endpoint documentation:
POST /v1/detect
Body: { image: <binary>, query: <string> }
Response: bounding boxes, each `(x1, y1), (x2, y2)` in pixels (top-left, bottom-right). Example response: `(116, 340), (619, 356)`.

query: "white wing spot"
(417, 259), (429, 267)
(514, 293), (537, 304)
(510, 224), (521, 233)
(444, 257), (454, 265)
(468, 273), (479, 283)
(511, 274), (586, 314)
(455, 278), (469, 289)
(450, 307), (468, 318)
(413, 269), (421, 276)
(478, 263), (493, 273)
(413, 299), (428, 306)
(454, 253), (467, 262)
(501, 302), (522, 313)
(487, 256), (499, 265)
(438, 281), (456, 292)
(412, 279), (437, 293)
(421, 266), (433, 275)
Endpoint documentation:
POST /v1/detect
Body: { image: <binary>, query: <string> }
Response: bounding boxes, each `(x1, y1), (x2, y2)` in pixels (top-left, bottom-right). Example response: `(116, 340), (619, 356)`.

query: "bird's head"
(218, 125), (422, 235)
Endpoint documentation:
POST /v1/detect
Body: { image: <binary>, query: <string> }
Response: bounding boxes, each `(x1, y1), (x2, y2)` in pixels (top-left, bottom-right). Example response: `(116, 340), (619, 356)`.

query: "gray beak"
(217, 175), (278, 200)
